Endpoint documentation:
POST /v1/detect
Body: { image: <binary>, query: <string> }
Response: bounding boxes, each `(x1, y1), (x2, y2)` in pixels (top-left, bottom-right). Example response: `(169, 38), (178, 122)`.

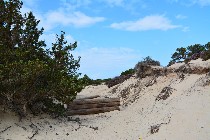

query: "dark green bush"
(0, 0), (83, 118)
(121, 68), (135, 76)
(105, 75), (132, 88)
(138, 56), (160, 66)
(80, 74), (112, 86)
(134, 56), (160, 78)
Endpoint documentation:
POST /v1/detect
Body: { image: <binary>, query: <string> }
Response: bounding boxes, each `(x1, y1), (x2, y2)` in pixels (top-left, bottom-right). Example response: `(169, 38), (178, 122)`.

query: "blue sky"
(21, 0), (210, 79)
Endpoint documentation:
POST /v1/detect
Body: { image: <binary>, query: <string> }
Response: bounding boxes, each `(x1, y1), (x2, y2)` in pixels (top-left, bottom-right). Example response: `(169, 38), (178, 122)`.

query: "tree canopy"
(169, 42), (210, 66)
(0, 0), (83, 117)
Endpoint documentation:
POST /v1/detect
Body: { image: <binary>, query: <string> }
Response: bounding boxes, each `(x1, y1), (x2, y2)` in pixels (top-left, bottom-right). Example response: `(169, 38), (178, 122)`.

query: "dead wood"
(71, 98), (120, 105)
(0, 126), (12, 134)
(67, 106), (120, 115)
(68, 102), (120, 110)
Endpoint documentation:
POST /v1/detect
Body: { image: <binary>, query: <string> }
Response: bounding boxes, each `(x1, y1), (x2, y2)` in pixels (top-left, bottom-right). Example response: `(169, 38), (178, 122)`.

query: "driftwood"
(68, 106), (120, 115)
(67, 97), (120, 115)
(71, 98), (120, 105)
(0, 126), (11, 134)
(77, 95), (100, 100)
(68, 102), (120, 110)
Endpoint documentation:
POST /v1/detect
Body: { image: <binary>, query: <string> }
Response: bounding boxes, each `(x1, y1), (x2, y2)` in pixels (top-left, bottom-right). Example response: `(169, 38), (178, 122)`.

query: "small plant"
(150, 117), (171, 134)
(156, 86), (173, 101)
(150, 124), (160, 134)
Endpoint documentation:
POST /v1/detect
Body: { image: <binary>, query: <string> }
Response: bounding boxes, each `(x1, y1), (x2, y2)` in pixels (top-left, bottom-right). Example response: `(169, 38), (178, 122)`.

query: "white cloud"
(22, 0), (39, 7)
(182, 26), (190, 32)
(194, 0), (210, 6)
(102, 0), (124, 7)
(21, 0), (105, 31)
(167, 0), (210, 6)
(176, 14), (187, 19)
(102, 0), (147, 12)
(41, 10), (105, 31)
(60, 0), (92, 10)
(75, 47), (141, 79)
(110, 15), (180, 31)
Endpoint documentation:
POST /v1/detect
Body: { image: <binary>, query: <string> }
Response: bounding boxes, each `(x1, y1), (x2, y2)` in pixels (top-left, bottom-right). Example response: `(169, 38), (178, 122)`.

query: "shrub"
(134, 56), (160, 78)
(80, 74), (112, 86)
(105, 68), (135, 88)
(120, 68), (135, 76)
(137, 56), (160, 66)
(0, 0), (83, 118)
(105, 75), (132, 88)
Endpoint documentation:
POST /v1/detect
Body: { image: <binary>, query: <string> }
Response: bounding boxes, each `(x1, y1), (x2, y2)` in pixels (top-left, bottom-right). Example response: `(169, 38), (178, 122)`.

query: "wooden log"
(71, 98), (120, 105)
(68, 101), (120, 110)
(67, 106), (120, 115)
(77, 95), (100, 100)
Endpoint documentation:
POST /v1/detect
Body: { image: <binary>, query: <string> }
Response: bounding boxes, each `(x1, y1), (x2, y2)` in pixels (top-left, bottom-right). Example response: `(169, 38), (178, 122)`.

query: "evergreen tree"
(0, 0), (82, 117)
(171, 47), (187, 63)
(187, 44), (205, 57)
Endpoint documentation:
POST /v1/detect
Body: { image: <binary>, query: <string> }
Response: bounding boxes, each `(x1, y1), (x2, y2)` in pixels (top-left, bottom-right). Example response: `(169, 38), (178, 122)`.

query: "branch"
(28, 129), (38, 140)
(0, 126), (12, 134)
(28, 119), (39, 140)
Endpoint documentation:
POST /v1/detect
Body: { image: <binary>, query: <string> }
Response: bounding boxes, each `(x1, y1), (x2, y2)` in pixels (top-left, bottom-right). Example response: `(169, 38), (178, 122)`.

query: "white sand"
(0, 60), (210, 140)
(168, 58), (210, 70)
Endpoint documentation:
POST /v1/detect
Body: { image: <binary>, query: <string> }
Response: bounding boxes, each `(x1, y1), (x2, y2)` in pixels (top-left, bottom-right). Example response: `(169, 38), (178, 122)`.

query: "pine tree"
(0, 0), (82, 118)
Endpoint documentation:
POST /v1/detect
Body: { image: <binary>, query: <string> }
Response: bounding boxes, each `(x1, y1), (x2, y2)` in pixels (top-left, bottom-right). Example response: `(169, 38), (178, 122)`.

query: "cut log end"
(67, 97), (121, 115)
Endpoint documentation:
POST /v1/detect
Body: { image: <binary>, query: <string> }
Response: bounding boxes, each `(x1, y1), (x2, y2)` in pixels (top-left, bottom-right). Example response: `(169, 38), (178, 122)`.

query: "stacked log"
(67, 98), (120, 115)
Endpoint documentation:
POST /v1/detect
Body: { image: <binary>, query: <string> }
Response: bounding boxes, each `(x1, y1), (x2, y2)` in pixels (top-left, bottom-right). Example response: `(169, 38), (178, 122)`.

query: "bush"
(137, 56), (160, 66)
(104, 68), (135, 88)
(79, 74), (112, 86)
(105, 75), (132, 88)
(134, 56), (160, 78)
(0, 0), (83, 118)
(120, 68), (135, 76)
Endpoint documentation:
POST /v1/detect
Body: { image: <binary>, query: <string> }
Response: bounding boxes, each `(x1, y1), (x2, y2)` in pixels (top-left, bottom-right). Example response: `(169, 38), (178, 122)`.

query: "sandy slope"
(0, 59), (210, 140)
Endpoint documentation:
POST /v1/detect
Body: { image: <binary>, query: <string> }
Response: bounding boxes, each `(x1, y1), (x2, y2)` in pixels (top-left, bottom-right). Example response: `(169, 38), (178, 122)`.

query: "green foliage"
(0, 0), (82, 117)
(171, 47), (187, 63)
(79, 68), (135, 88)
(80, 74), (111, 86)
(134, 56), (160, 78)
(120, 68), (135, 76)
(91, 78), (111, 85)
(187, 44), (205, 57)
(135, 56), (160, 69)
(169, 42), (210, 65)
(105, 75), (132, 88)
(80, 74), (93, 86)
(203, 42), (210, 60)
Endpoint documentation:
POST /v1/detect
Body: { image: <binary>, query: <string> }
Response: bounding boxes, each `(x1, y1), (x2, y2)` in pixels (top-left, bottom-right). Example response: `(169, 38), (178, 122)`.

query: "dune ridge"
(0, 59), (210, 140)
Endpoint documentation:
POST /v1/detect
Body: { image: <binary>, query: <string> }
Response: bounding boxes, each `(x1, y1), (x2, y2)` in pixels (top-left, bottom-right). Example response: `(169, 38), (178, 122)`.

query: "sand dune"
(0, 59), (210, 140)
